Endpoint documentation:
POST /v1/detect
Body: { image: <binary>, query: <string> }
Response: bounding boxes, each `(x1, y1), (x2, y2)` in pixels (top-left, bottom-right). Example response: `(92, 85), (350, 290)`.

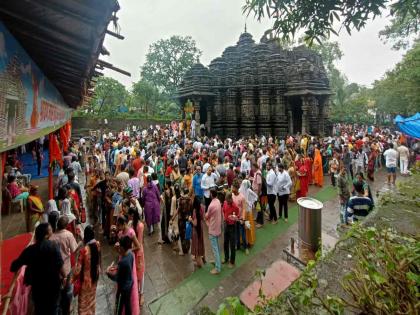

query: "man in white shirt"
(276, 164), (292, 222)
(383, 143), (398, 185)
(266, 163), (278, 223)
(397, 143), (410, 175)
(240, 154), (251, 175)
(201, 166), (219, 211)
(191, 119), (197, 138)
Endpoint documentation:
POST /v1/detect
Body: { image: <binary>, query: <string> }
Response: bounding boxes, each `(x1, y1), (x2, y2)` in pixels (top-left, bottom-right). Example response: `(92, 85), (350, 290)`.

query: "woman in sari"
(304, 155), (313, 185)
(128, 208), (145, 306)
(313, 147), (324, 187)
(73, 225), (101, 315)
(26, 185), (44, 232)
(190, 196), (205, 267)
(367, 149), (377, 181)
(239, 179), (257, 247)
(288, 161), (298, 202)
(296, 155), (309, 198)
(160, 181), (173, 244)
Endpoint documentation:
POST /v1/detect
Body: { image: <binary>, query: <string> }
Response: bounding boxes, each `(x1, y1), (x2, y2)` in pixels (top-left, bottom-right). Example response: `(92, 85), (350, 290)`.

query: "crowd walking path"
(92, 171), (392, 315)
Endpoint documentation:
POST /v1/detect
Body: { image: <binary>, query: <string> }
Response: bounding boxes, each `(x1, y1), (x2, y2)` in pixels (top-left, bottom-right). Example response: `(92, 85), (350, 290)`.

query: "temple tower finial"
(244, 23), (247, 33)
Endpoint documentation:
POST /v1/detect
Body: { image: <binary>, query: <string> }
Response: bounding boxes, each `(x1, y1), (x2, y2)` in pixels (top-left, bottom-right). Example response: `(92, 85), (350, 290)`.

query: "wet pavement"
(1, 170), (394, 314)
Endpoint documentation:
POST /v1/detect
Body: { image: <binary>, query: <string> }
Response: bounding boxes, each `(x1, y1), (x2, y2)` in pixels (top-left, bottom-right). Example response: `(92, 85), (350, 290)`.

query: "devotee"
(192, 165), (204, 203)
(6, 174), (29, 203)
(345, 183), (374, 224)
(383, 143), (398, 185)
(201, 166), (219, 211)
(128, 207), (145, 306)
(276, 164), (292, 223)
(232, 179), (248, 255)
(50, 216), (79, 315)
(107, 235), (139, 315)
(313, 146), (324, 187)
(73, 225), (101, 315)
(190, 196), (205, 267)
(222, 192), (239, 268)
(329, 153), (340, 187)
(177, 187), (193, 255)
(11, 223), (65, 315)
(142, 175), (161, 235)
(26, 185), (44, 232)
(397, 142), (410, 175)
(296, 155), (309, 198)
(205, 189), (222, 275)
(337, 166), (350, 225)
(266, 162), (278, 223)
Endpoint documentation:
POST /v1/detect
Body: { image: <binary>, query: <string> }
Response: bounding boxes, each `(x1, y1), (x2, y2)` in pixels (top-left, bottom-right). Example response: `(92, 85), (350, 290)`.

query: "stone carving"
(177, 31), (331, 137)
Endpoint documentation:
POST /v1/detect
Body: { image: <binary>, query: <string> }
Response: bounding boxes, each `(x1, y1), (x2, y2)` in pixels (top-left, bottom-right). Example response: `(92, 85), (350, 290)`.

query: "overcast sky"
(103, 0), (405, 89)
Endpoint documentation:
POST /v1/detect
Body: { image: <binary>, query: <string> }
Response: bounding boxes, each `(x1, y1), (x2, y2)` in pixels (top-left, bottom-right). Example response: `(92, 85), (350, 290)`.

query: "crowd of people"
(5, 121), (419, 315)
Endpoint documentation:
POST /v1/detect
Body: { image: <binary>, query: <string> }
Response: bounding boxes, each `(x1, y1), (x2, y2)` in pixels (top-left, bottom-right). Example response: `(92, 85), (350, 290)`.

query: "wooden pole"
(48, 134), (54, 200)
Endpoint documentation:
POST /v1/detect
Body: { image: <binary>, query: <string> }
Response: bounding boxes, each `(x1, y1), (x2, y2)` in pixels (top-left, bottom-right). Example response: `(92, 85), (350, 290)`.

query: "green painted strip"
(148, 185), (337, 314)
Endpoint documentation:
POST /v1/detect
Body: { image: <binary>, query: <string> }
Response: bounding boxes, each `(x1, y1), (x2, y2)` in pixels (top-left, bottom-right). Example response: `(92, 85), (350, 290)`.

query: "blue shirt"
(346, 195), (373, 223)
(193, 173), (204, 197)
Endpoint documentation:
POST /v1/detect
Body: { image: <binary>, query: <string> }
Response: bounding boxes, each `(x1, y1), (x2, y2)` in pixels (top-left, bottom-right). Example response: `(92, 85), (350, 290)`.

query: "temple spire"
(244, 23), (247, 33)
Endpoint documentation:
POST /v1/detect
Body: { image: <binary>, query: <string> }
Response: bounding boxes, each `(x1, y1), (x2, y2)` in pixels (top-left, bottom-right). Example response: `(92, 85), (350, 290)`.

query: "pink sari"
(118, 228), (140, 315)
(134, 222), (145, 295)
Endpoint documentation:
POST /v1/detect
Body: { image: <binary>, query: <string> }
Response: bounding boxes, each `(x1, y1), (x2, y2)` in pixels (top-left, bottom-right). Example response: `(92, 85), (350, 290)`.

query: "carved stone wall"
(177, 32), (331, 137)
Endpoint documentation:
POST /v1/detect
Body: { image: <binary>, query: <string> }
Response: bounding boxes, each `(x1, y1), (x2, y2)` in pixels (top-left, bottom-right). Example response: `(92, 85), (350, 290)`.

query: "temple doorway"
(289, 97), (302, 134)
(199, 99), (207, 125)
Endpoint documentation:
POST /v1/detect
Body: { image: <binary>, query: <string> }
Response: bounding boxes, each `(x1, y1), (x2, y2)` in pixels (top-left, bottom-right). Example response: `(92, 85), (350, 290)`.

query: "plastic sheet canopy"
(394, 113), (420, 139)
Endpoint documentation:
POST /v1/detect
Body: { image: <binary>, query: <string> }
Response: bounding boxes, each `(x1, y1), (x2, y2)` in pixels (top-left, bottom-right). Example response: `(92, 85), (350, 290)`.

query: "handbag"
(255, 201), (261, 212)
(185, 221), (192, 241)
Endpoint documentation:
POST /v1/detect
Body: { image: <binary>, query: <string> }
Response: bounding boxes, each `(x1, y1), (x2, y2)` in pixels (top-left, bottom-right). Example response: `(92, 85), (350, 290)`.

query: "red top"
(226, 169), (235, 187)
(132, 157), (143, 174)
(165, 165), (173, 177)
(7, 182), (21, 199)
(223, 201), (239, 225)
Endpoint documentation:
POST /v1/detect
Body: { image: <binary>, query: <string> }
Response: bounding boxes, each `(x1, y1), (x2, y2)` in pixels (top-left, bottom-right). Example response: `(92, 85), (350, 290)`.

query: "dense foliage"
(243, 0), (420, 45)
(141, 35), (202, 96)
(309, 39), (420, 124)
(371, 41), (420, 119)
(76, 77), (180, 119)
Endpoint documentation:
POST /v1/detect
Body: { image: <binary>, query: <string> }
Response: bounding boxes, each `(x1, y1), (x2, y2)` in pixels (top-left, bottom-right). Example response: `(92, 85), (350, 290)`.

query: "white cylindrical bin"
(297, 197), (323, 252)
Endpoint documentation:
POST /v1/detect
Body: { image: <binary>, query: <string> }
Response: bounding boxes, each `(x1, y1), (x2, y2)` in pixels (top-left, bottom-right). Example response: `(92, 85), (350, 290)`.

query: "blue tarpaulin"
(394, 113), (420, 139)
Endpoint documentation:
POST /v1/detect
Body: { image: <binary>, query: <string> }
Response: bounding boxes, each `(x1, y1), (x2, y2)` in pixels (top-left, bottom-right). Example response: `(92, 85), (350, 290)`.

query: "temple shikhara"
(177, 31), (332, 137)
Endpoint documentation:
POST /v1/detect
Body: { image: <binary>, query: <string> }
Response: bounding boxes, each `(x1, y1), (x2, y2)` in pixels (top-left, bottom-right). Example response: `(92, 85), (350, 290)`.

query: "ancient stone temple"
(177, 31), (332, 138)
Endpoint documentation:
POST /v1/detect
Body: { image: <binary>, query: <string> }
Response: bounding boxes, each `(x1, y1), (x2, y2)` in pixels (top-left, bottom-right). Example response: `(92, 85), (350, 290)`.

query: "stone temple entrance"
(288, 96), (303, 134)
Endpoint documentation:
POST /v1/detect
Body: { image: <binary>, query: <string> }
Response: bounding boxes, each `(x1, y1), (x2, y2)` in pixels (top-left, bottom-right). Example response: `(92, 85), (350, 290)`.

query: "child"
(223, 192), (239, 268)
(329, 154), (340, 187)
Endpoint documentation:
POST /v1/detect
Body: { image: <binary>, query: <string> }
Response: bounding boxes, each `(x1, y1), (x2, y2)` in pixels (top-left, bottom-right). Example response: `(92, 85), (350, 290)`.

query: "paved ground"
(1, 171), (393, 315)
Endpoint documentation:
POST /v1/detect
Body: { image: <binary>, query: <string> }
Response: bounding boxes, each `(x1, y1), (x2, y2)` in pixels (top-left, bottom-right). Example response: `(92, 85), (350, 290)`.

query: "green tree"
(379, 10), (420, 50)
(85, 76), (128, 114)
(131, 79), (160, 115)
(371, 41), (420, 120)
(141, 35), (202, 96)
(243, 0), (420, 44)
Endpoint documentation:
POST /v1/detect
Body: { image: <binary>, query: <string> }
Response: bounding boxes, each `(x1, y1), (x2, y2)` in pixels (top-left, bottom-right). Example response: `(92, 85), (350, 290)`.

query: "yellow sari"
(27, 195), (44, 231)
